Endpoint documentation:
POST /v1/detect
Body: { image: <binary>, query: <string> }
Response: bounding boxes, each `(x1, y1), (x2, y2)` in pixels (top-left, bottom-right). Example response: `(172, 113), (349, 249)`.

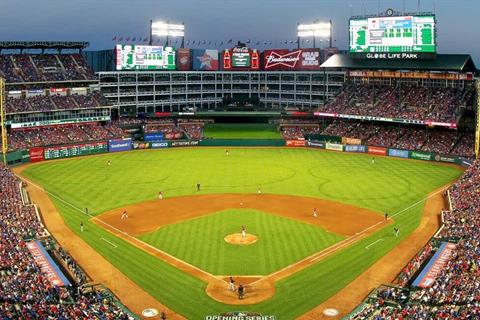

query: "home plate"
(323, 308), (339, 317)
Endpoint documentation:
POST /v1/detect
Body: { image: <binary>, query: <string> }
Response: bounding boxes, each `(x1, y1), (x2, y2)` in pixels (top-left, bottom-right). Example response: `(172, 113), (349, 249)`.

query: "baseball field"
(18, 147), (463, 319)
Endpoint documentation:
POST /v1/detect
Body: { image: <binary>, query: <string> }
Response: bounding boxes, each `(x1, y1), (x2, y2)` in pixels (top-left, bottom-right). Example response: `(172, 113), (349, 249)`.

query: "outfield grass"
(203, 123), (281, 139)
(140, 209), (343, 275)
(22, 148), (463, 319)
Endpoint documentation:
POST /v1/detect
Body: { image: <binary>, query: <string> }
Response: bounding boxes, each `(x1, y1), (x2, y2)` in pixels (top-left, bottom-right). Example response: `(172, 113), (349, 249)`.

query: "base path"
(297, 185), (450, 319)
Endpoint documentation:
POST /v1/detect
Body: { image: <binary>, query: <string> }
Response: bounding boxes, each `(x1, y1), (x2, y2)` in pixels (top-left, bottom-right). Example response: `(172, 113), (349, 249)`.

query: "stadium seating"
(7, 123), (125, 151)
(280, 125), (320, 140)
(0, 54), (96, 83)
(0, 164), (134, 319)
(348, 160), (480, 319)
(6, 92), (107, 113)
(319, 83), (475, 123)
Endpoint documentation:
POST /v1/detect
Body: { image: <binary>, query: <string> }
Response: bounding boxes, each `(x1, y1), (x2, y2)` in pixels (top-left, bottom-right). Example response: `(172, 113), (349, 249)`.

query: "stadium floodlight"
(297, 20), (332, 48)
(149, 20), (185, 47)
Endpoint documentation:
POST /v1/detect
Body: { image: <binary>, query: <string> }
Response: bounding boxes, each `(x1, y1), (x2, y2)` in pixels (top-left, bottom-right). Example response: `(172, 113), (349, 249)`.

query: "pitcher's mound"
(224, 233), (258, 245)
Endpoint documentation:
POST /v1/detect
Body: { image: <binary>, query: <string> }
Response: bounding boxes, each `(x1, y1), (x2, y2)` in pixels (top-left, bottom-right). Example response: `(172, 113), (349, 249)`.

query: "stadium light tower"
(150, 20), (185, 48)
(297, 20), (332, 49)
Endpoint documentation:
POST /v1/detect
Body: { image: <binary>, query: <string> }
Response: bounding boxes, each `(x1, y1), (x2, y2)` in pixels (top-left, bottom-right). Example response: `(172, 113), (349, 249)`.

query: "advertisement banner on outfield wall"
(410, 151), (434, 161)
(307, 141), (325, 149)
(286, 140), (306, 147)
(29, 147), (45, 162)
(144, 132), (164, 141)
(192, 49), (219, 71)
(133, 142), (150, 149)
(342, 137), (362, 145)
(433, 154), (457, 163)
(368, 146), (387, 156)
(171, 140), (199, 147)
(151, 141), (169, 149)
(326, 143), (343, 152)
(109, 138), (132, 152)
(345, 145), (366, 153)
(388, 148), (409, 158)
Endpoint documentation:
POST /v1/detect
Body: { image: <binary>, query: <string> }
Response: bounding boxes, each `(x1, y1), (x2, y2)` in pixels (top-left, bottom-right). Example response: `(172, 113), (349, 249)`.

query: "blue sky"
(0, 0), (478, 63)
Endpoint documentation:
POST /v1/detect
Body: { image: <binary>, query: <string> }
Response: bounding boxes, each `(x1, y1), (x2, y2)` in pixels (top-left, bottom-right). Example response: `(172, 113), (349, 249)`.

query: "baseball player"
(371, 157), (375, 165)
(257, 187), (262, 195)
(394, 227), (400, 237)
(228, 276), (235, 291)
(80, 221), (84, 232)
(197, 183), (201, 191)
(385, 212), (389, 221)
(313, 208), (318, 218)
(225, 149), (229, 156)
(241, 225), (246, 239)
(85, 207), (89, 215)
(107, 160), (111, 166)
(159, 191), (163, 200)
(121, 210), (128, 220)
(238, 284), (245, 300)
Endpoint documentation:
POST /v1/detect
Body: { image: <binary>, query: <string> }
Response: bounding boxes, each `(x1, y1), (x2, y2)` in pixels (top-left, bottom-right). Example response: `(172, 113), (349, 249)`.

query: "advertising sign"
(388, 148), (409, 158)
(345, 145), (367, 153)
(133, 142), (150, 149)
(176, 48), (191, 71)
(26, 241), (71, 287)
(410, 150), (434, 161)
(171, 140), (199, 147)
(109, 138), (133, 152)
(368, 146), (387, 155)
(192, 49), (219, 71)
(342, 137), (362, 145)
(263, 49), (320, 70)
(29, 147), (45, 163)
(144, 132), (164, 141)
(434, 155), (457, 163)
(286, 140), (306, 147)
(307, 141), (325, 149)
(151, 141), (169, 149)
(223, 47), (260, 70)
(326, 143), (344, 151)
(413, 242), (456, 288)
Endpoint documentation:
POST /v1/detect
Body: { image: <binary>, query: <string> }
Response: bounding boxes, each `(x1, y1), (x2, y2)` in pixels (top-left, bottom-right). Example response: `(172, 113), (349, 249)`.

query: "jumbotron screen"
(115, 45), (176, 70)
(349, 15), (436, 54)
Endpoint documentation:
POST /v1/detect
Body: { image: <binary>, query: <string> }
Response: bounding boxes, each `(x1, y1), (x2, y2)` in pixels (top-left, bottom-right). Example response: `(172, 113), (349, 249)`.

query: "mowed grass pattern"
(140, 209), (343, 275)
(22, 148), (464, 319)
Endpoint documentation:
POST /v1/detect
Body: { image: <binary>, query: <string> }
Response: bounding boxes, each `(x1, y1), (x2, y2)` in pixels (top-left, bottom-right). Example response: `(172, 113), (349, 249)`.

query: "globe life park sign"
(354, 52), (437, 60)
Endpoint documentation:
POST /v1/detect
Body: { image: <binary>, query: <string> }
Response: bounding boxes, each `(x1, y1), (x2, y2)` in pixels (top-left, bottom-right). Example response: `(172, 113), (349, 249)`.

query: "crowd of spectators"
(348, 159), (480, 319)
(0, 164), (135, 319)
(8, 122), (126, 151)
(6, 92), (108, 113)
(319, 83), (475, 123)
(0, 54), (95, 82)
(179, 123), (204, 140)
(280, 125), (320, 140)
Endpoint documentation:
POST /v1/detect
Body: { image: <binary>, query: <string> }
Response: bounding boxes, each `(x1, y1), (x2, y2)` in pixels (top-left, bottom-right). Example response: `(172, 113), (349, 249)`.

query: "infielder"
(121, 210), (128, 220)
(241, 225), (246, 239)
(313, 208), (318, 218)
(159, 191), (163, 200)
(228, 276), (235, 291)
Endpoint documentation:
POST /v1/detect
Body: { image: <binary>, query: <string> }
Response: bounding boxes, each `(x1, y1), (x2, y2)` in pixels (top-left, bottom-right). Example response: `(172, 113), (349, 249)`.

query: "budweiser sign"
(264, 50), (301, 69)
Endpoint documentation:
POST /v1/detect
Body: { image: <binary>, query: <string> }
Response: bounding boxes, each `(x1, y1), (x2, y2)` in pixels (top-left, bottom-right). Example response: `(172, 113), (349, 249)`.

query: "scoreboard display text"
(349, 15), (435, 57)
(116, 45), (176, 70)
(44, 142), (108, 160)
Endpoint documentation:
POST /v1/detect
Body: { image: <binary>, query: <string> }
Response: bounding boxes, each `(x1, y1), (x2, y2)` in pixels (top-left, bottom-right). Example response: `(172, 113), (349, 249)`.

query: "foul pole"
(0, 77), (7, 165)
(475, 79), (480, 159)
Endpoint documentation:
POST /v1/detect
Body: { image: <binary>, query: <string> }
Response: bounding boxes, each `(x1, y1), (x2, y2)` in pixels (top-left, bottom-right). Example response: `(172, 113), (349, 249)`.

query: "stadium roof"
(0, 41), (89, 51)
(320, 54), (477, 73)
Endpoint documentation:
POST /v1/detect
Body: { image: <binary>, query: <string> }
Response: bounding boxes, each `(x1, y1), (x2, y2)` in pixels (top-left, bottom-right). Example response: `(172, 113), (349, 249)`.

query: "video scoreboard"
(350, 14), (436, 58)
(116, 45), (176, 70)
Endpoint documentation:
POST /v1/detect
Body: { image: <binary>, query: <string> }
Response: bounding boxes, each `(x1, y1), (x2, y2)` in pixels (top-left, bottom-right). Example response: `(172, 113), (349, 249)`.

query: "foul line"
(100, 237), (118, 248)
(365, 238), (384, 250)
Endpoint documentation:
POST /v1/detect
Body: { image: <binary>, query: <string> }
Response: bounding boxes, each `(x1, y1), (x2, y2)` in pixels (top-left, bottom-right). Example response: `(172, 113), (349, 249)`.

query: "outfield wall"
(16, 137), (469, 167)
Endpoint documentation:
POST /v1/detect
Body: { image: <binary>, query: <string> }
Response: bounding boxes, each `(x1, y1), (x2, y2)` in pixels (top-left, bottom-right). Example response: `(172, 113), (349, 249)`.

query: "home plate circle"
(142, 308), (158, 317)
(323, 308), (339, 317)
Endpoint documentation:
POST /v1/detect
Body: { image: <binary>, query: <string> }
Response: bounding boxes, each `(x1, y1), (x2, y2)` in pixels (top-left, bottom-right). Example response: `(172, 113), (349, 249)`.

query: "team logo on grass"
(205, 311), (276, 320)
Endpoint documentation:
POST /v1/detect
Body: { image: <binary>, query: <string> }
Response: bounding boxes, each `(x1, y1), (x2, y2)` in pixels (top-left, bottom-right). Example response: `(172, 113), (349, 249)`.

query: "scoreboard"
(350, 15), (436, 57)
(115, 45), (176, 70)
(44, 142), (108, 160)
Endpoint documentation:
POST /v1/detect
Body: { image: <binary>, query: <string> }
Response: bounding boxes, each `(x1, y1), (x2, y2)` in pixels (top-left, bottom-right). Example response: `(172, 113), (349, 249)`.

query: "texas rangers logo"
(265, 50), (301, 69)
